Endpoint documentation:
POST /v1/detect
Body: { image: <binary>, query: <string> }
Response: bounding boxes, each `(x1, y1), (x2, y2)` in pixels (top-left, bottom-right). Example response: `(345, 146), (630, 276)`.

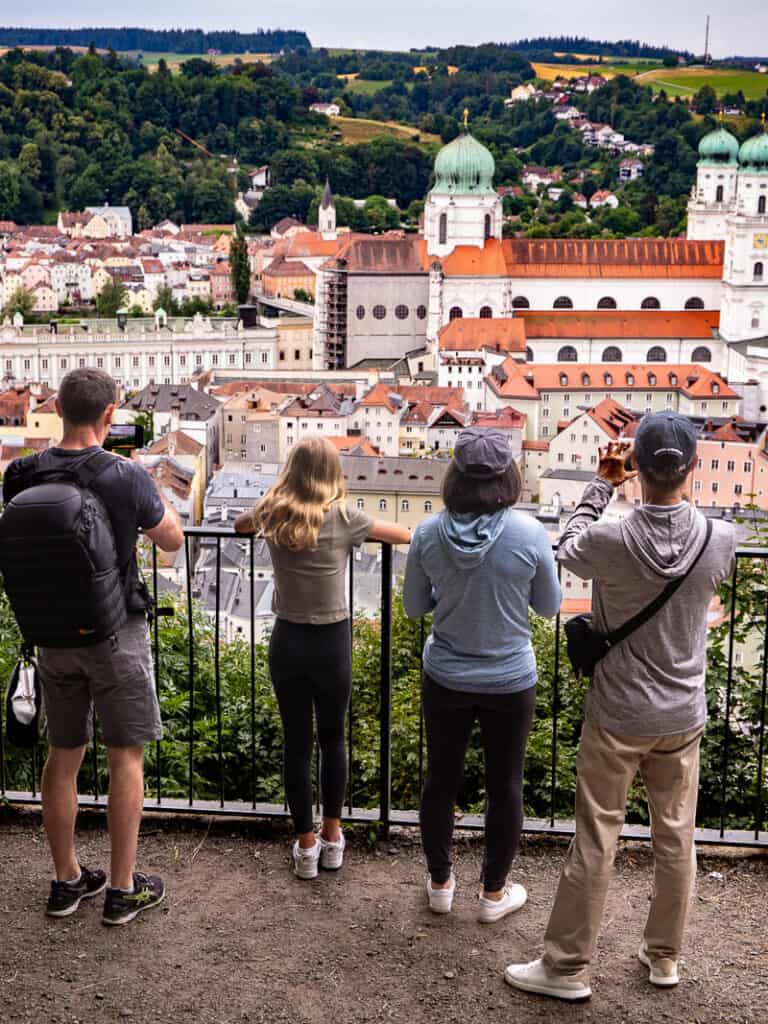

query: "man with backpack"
(1, 368), (183, 925)
(505, 413), (736, 1001)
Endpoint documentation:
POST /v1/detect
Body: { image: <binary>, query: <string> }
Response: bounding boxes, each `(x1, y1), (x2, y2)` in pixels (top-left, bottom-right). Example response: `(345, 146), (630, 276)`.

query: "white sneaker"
(478, 883), (527, 923)
(638, 943), (680, 987)
(292, 839), (321, 880)
(504, 959), (592, 1002)
(319, 833), (345, 871)
(426, 874), (455, 914)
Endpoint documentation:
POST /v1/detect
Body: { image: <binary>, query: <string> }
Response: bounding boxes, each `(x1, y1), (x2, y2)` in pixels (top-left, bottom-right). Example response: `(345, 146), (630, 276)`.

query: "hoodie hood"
(437, 508), (508, 570)
(621, 502), (707, 578)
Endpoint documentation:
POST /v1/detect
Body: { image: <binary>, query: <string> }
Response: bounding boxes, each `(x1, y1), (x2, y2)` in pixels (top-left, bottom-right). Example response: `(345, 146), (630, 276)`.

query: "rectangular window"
(41, 358), (48, 370)
(727, 460), (735, 472)
(114, 357), (121, 368)
(60, 358), (68, 370)
(245, 352), (252, 364)
(229, 353), (236, 366)
(711, 459), (719, 470)
(735, 484), (743, 496)
(212, 354), (218, 366)
(23, 358), (30, 371)
(693, 480), (701, 492)
(712, 481), (719, 493)
(542, 426), (549, 437)
(78, 358), (86, 368)
(261, 352), (269, 364)
(149, 356), (155, 367)
(744, 461), (753, 473)
(163, 355), (171, 367)
(557, 453), (564, 463)
(133, 356), (140, 368)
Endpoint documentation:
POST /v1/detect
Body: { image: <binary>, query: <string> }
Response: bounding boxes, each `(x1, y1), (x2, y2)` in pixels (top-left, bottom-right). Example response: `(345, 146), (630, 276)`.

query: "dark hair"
(639, 454), (695, 494)
(58, 368), (117, 426)
(442, 460), (522, 515)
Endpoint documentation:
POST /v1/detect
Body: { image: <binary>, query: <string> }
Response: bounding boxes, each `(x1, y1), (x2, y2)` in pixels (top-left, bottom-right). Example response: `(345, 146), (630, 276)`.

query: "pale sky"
(11, 3), (768, 58)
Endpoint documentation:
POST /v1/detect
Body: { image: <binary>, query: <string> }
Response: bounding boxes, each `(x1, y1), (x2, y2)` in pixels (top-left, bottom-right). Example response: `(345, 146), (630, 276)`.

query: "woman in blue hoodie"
(404, 428), (561, 922)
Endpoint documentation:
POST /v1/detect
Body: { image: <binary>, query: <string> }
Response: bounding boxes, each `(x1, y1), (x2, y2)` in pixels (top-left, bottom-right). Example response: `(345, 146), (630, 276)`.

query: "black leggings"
(420, 673), (537, 892)
(268, 618), (352, 835)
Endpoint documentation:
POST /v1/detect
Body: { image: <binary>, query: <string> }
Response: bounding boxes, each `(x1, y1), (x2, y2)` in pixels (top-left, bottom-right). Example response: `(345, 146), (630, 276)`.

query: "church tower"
(319, 179), (337, 240)
(719, 120), (768, 342)
(686, 124), (740, 241)
(424, 112), (502, 258)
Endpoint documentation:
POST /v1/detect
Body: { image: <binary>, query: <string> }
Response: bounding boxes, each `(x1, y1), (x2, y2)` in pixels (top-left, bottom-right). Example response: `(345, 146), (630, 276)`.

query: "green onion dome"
(430, 132), (496, 196)
(697, 126), (740, 166)
(739, 130), (768, 174)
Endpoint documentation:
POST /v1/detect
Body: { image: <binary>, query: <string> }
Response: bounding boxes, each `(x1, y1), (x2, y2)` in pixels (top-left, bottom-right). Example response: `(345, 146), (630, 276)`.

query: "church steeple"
(319, 179), (337, 240)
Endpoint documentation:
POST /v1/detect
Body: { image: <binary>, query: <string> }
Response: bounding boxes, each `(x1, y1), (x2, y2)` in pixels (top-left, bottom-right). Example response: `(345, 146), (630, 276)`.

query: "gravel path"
(1, 810), (766, 1024)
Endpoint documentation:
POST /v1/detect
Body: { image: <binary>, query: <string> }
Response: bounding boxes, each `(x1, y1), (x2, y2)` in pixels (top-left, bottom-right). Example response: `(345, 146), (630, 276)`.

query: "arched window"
(581, 373), (591, 386)
(553, 296), (573, 309)
(512, 296), (530, 309)
(685, 297), (705, 310)
(597, 296), (617, 309)
(603, 372), (613, 385)
(716, 185), (724, 203)
(439, 212), (447, 246)
(356, 498), (365, 510)
(647, 346), (667, 362)
(356, 305), (365, 319)
(648, 372), (657, 386)
(395, 304), (409, 320)
(641, 296), (660, 309)
(559, 372), (569, 385)
(479, 305), (493, 319)
(602, 346), (622, 362)
(525, 346), (533, 362)
(379, 499), (387, 511)
(401, 499), (409, 512)
(755, 262), (764, 281)
(484, 213), (492, 240)
(691, 346), (712, 363)
(449, 306), (463, 321)
(759, 196), (767, 215)
(626, 372), (635, 385)
(557, 345), (578, 362)
(373, 304), (386, 320)
(424, 500), (433, 513)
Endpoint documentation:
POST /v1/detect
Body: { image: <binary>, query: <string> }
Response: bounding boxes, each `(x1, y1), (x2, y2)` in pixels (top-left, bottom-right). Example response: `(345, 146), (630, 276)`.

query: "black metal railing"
(1, 528), (766, 848)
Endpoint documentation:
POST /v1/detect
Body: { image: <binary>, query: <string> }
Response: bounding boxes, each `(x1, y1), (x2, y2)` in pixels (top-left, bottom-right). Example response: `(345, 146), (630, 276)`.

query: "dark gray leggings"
(268, 618), (352, 835)
(420, 673), (537, 892)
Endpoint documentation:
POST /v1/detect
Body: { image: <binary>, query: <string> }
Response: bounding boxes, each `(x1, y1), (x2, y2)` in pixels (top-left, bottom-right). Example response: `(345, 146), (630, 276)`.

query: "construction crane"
(173, 128), (240, 199)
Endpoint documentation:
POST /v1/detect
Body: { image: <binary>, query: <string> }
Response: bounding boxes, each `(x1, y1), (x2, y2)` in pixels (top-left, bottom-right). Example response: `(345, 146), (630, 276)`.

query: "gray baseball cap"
(453, 428), (514, 479)
(633, 412), (697, 471)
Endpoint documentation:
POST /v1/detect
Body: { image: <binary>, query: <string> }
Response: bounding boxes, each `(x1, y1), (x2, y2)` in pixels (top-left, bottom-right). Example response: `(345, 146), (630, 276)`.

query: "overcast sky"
(15, 3), (768, 58)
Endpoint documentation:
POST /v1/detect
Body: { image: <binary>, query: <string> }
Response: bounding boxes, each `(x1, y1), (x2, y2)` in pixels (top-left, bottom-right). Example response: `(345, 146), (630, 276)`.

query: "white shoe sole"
(319, 840), (345, 871)
(478, 890), (527, 923)
(504, 967), (592, 1002)
(294, 861), (320, 880)
(46, 878), (107, 918)
(426, 877), (454, 914)
(638, 947), (679, 987)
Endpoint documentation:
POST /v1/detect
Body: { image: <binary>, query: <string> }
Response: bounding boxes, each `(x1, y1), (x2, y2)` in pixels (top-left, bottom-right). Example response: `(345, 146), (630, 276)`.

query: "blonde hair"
(253, 437), (347, 551)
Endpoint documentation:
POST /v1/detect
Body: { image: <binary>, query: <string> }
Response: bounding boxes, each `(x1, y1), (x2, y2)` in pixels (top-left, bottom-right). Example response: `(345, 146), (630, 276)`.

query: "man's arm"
(144, 497), (184, 553)
(557, 441), (636, 580)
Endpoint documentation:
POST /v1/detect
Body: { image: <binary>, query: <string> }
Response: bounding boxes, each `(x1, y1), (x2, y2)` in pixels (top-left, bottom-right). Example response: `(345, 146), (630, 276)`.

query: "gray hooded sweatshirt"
(558, 478), (736, 737)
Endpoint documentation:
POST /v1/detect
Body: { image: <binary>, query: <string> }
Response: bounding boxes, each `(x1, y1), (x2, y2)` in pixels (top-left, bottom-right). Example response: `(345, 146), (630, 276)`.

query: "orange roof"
(519, 310), (719, 339)
(284, 231), (342, 259)
(417, 238), (509, 276)
(399, 385), (465, 406)
(585, 398), (637, 439)
(438, 317), (527, 353)
(358, 382), (402, 413)
(502, 239), (724, 279)
(488, 361), (738, 400)
(263, 256), (313, 278)
(522, 440), (549, 451)
(472, 407), (527, 429)
(148, 430), (203, 457)
(324, 436), (380, 456)
(560, 598), (592, 616)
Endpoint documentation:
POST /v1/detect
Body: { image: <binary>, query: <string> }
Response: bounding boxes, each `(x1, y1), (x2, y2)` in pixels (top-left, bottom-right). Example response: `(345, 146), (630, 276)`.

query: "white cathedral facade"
(312, 119), (768, 413)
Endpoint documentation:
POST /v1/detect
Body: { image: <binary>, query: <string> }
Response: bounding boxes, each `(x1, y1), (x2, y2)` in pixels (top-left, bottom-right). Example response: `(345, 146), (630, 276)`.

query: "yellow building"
(340, 453), (449, 531)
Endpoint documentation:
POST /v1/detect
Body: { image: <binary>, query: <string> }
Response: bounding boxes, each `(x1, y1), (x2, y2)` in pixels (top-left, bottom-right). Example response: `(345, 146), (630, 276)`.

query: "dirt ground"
(1, 810), (766, 1024)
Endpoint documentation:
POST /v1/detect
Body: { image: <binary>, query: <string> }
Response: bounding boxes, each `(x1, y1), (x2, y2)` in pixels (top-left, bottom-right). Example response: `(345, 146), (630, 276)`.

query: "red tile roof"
(519, 310), (719, 338)
(488, 361), (738, 400)
(438, 317), (527, 353)
(503, 239), (724, 279)
(472, 407), (527, 429)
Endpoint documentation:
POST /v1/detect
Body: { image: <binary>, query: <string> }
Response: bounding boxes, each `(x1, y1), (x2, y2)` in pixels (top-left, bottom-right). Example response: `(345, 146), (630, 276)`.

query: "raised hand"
(597, 440), (639, 488)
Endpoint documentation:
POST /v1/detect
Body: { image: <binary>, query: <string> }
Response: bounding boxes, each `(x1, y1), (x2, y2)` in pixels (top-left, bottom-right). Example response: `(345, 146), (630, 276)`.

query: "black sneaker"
(102, 872), (166, 926)
(46, 866), (107, 917)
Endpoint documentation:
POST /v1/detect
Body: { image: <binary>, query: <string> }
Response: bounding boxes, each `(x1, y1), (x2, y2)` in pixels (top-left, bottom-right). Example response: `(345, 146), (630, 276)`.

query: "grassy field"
(120, 50), (274, 71)
(634, 66), (768, 99)
(344, 78), (393, 95)
(532, 59), (663, 82)
(332, 115), (440, 146)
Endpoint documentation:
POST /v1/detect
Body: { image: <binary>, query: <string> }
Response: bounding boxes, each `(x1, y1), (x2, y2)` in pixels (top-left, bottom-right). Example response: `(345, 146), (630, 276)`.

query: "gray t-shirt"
(267, 504), (373, 624)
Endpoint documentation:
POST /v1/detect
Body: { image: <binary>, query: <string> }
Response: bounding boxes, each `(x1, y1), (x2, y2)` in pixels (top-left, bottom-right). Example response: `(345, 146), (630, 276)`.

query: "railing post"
(379, 543), (393, 840)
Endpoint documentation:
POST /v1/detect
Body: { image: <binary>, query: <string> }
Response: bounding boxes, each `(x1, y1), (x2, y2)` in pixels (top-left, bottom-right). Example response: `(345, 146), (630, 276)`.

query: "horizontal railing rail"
(1, 528), (766, 848)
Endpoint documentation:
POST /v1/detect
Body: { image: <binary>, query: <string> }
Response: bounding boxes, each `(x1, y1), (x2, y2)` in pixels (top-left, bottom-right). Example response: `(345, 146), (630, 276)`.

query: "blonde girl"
(236, 438), (410, 878)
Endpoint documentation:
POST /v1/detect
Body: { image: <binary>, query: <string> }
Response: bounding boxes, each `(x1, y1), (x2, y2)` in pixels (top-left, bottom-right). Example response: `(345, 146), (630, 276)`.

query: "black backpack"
(0, 449), (128, 648)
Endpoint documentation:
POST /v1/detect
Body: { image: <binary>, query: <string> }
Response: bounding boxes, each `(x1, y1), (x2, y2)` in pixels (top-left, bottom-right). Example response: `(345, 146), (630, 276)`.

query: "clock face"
(755, 233), (768, 251)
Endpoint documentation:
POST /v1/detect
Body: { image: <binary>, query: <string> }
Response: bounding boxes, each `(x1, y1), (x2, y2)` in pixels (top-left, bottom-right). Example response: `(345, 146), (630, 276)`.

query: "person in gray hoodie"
(404, 428), (561, 923)
(506, 413), (736, 1003)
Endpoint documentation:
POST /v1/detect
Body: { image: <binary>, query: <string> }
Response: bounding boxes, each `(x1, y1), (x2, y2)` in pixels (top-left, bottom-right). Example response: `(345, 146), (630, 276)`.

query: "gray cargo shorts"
(37, 614), (163, 749)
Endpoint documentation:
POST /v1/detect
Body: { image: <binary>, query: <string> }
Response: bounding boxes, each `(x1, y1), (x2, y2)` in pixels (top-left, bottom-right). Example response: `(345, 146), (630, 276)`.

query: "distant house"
(522, 166), (562, 190)
(589, 189), (620, 210)
(310, 102), (341, 117)
(573, 74), (606, 94)
(270, 217), (306, 241)
(84, 205), (133, 238)
(554, 105), (581, 121)
(505, 83), (539, 106)
(248, 165), (272, 191)
(618, 158), (644, 183)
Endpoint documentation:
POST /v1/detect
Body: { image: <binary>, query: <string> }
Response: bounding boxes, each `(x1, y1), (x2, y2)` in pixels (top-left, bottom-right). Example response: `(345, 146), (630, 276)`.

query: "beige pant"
(543, 719), (704, 977)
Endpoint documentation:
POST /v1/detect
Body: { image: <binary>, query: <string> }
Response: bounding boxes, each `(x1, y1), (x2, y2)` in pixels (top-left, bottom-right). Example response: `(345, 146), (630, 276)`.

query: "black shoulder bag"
(564, 518), (712, 679)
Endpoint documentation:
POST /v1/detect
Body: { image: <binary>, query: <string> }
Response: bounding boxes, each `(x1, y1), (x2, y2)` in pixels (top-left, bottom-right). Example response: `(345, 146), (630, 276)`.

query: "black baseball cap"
(633, 412), (697, 471)
(453, 428), (514, 479)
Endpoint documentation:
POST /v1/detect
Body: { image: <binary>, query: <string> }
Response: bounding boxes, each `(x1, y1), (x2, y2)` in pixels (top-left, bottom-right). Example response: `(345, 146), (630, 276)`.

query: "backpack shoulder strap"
(29, 449), (118, 489)
(606, 517), (713, 647)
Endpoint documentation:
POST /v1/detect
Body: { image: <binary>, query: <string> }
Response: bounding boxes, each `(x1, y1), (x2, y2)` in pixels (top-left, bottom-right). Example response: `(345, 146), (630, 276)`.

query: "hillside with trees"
(0, 26), (310, 53)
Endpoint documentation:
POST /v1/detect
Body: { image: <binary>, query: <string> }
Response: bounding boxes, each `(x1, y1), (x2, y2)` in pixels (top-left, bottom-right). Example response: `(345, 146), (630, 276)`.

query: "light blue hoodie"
(403, 508), (561, 693)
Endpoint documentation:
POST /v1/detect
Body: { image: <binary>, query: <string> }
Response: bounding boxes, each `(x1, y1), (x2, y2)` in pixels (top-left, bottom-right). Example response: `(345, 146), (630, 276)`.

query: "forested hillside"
(0, 26), (310, 53)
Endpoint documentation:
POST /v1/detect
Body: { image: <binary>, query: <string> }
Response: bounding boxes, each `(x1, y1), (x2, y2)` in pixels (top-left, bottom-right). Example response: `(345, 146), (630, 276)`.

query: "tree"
(0, 160), (20, 219)
(153, 285), (180, 316)
(95, 276), (128, 317)
(2, 286), (34, 320)
(364, 195), (400, 232)
(229, 224), (251, 305)
(693, 85), (717, 116)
